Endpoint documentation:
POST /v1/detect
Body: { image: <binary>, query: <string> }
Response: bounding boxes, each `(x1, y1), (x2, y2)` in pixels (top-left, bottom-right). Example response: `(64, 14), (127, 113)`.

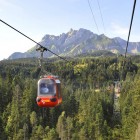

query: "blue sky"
(0, 0), (140, 60)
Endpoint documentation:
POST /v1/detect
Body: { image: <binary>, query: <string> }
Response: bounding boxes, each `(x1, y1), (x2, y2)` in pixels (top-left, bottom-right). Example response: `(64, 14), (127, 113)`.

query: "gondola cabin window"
(39, 79), (56, 96)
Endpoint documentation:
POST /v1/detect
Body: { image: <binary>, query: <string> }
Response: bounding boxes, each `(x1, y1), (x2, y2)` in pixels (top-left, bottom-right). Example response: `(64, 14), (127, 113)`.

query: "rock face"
(8, 28), (140, 59)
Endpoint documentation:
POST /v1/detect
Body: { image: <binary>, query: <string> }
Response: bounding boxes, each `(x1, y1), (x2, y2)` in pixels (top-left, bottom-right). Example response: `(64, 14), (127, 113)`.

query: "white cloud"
(0, 0), (22, 12)
(129, 34), (140, 42)
(109, 23), (140, 42)
(111, 22), (129, 38)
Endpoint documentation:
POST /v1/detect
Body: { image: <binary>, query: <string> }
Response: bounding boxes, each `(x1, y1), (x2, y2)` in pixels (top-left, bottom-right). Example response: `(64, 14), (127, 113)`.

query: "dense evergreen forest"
(0, 55), (140, 140)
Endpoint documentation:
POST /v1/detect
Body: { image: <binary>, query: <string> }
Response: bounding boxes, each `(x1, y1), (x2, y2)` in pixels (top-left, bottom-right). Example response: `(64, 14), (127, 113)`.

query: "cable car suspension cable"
(0, 19), (69, 62)
(87, 0), (99, 33)
(124, 0), (137, 58)
(96, 0), (106, 33)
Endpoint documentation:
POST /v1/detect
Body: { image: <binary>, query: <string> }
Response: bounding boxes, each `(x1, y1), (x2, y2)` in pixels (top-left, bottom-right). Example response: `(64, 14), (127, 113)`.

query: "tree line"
(0, 55), (140, 139)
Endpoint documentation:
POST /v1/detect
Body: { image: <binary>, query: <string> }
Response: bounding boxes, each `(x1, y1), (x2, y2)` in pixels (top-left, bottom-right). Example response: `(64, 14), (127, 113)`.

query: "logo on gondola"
(44, 99), (50, 102)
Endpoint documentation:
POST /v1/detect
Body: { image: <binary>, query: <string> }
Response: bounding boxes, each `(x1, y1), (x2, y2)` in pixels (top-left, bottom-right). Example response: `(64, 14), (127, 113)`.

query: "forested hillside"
(0, 55), (140, 140)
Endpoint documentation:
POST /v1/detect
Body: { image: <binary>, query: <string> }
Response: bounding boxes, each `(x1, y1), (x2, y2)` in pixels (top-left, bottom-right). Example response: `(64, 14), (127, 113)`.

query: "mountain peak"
(69, 28), (74, 33)
(68, 28), (76, 36)
(8, 28), (140, 60)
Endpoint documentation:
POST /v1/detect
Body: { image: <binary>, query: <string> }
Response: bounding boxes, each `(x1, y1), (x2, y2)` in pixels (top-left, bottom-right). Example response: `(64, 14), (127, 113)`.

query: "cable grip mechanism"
(36, 47), (48, 67)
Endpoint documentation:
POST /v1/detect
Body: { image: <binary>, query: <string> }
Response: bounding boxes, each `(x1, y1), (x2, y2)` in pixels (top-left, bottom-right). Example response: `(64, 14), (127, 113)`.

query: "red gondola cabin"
(36, 75), (62, 107)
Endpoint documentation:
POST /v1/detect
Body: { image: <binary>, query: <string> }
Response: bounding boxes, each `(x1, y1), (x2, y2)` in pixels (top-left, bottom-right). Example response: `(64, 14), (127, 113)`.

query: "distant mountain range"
(8, 28), (140, 59)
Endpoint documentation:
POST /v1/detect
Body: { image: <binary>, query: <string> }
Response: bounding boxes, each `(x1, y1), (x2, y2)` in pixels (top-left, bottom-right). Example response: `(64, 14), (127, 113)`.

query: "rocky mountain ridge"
(8, 28), (140, 59)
